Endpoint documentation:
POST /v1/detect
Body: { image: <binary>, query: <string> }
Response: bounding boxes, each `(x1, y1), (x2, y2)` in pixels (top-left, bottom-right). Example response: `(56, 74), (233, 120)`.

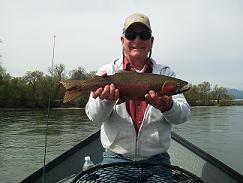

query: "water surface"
(173, 106), (243, 175)
(0, 106), (243, 182)
(0, 109), (99, 183)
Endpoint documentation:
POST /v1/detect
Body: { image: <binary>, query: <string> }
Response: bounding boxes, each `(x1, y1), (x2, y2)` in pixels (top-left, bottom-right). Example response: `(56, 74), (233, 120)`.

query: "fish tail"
(60, 80), (85, 103)
(63, 90), (82, 103)
(60, 77), (105, 103)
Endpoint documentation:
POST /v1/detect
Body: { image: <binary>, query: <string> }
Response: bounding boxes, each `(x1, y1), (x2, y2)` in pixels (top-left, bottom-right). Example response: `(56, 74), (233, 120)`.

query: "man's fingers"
(92, 84), (119, 101)
(161, 95), (172, 104)
(114, 89), (120, 101)
(148, 90), (156, 98)
(145, 93), (152, 102)
(92, 88), (103, 99)
(100, 85), (110, 100)
(145, 90), (173, 112)
(107, 84), (115, 100)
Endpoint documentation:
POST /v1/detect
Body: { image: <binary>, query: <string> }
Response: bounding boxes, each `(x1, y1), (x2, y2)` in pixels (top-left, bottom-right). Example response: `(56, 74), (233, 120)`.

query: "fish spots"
(117, 83), (149, 98)
(60, 71), (189, 103)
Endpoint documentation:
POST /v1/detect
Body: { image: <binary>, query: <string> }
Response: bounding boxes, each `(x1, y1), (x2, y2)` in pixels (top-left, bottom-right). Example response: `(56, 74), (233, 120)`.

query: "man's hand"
(92, 72), (119, 101)
(145, 90), (173, 112)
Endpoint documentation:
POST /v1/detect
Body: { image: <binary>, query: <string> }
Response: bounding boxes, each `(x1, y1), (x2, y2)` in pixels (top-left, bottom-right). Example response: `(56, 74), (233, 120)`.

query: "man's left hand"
(145, 90), (173, 112)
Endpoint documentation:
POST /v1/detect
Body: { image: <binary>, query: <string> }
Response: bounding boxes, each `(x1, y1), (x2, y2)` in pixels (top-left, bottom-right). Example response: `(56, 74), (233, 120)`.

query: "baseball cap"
(123, 13), (152, 33)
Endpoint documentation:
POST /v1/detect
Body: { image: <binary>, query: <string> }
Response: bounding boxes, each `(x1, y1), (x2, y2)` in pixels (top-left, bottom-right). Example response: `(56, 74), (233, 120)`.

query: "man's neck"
(128, 58), (148, 71)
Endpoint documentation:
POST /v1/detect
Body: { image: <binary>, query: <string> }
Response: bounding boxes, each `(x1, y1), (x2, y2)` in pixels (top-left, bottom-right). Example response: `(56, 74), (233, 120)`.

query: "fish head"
(162, 79), (190, 95)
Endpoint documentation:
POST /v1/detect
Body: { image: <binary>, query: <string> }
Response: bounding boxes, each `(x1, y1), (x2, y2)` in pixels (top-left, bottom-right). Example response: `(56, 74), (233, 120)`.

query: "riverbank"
(231, 99), (243, 105)
(0, 99), (243, 110)
(1, 99), (243, 110)
(189, 99), (243, 106)
(0, 107), (83, 110)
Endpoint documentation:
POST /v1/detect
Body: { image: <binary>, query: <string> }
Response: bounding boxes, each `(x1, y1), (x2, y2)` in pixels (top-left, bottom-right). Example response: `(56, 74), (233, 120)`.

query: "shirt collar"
(123, 57), (153, 72)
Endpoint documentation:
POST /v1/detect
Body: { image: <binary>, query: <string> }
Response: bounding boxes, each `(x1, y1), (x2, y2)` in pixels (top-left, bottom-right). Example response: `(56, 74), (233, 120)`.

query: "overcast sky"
(1, 0), (243, 89)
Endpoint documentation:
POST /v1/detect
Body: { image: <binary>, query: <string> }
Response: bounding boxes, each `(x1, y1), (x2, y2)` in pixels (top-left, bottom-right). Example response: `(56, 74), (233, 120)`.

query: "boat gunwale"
(20, 131), (243, 182)
(20, 131), (100, 183)
(171, 131), (243, 182)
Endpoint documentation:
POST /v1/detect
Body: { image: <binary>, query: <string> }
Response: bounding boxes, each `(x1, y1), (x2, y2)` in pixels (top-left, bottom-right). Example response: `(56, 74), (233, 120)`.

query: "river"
(0, 106), (243, 182)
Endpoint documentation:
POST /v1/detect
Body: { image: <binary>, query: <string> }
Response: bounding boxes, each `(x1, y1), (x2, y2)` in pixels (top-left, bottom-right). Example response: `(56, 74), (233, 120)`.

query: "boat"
(20, 131), (243, 183)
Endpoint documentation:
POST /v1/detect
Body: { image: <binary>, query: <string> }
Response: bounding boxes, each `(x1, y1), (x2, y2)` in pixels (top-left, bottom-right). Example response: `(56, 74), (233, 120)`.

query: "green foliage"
(184, 82), (233, 106)
(69, 66), (87, 80)
(0, 62), (234, 108)
(0, 63), (96, 108)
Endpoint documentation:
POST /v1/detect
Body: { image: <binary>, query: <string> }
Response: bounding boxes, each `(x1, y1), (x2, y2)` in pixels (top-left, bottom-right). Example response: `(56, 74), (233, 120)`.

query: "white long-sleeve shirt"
(85, 57), (191, 160)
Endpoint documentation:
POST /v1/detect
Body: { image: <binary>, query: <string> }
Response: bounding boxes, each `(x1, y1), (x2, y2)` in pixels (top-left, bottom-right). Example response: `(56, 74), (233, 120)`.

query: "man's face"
(121, 23), (154, 61)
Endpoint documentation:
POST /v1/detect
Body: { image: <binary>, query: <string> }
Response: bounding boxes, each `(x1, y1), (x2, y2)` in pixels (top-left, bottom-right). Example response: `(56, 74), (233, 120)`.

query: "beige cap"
(123, 13), (152, 33)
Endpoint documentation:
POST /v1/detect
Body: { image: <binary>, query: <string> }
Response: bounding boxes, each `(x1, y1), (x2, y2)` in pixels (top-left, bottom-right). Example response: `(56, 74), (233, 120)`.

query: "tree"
(198, 82), (211, 105)
(48, 63), (67, 81)
(48, 64), (67, 107)
(86, 71), (96, 79)
(0, 62), (7, 81)
(8, 77), (30, 107)
(211, 85), (231, 104)
(69, 66), (87, 80)
(24, 71), (44, 106)
(184, 84), (199, 105)
(0, 63), (12, 107)
(0, 39), (2, 59)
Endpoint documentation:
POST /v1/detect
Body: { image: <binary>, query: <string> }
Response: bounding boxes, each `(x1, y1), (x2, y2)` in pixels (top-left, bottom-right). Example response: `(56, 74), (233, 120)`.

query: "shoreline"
(1, 99), (243, 110)
(0, 107), (84, 110)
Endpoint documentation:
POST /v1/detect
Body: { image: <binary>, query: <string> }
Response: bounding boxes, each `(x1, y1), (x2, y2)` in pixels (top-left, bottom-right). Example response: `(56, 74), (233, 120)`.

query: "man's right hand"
(92, 72), (119, 101)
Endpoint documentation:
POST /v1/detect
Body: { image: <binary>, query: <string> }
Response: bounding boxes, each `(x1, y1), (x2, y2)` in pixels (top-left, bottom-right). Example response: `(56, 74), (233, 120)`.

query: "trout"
(60, 71), (190, 103)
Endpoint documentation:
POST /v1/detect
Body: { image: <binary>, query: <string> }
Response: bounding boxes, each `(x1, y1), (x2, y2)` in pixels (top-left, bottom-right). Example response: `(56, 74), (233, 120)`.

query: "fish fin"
(63, 90), (82, 103)
(60, 80), (79, 90)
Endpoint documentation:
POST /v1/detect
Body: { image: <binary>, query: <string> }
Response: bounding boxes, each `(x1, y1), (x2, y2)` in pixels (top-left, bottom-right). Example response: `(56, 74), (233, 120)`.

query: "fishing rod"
(42, 35), (56, 183)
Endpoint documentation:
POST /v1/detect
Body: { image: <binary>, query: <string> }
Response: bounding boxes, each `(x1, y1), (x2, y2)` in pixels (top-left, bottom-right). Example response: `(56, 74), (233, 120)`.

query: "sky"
(0, 0), (243, 90)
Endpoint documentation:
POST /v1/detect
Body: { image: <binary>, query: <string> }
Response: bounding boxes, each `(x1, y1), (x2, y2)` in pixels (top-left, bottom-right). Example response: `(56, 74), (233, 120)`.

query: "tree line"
(184, 82), (233, 106)
(0, 63), (95, 108)
(0, 63), (233, 108)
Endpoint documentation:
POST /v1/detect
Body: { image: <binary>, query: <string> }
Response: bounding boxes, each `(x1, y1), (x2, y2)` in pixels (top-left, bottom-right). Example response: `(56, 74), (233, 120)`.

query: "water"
(0, 109), (99, 183)
(173, 106), (243, 175)
(0, 106), (243, 182)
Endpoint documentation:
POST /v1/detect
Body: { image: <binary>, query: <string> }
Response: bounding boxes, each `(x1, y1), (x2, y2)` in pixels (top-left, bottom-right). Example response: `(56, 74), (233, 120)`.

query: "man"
(85, 13), (190, 166)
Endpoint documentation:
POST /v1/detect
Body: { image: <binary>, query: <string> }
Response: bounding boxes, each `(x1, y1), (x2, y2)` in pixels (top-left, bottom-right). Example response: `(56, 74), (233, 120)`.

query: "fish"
(60, 71), (190, 103)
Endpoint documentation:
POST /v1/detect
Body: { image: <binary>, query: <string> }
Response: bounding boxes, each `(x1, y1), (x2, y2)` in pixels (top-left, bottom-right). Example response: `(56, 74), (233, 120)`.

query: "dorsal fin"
(60, 80), (74, 90)
(116, 70), (134, 74)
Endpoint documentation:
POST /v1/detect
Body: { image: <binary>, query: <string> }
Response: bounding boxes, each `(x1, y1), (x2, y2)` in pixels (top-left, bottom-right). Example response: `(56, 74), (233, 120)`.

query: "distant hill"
(227, 88), (243, 99)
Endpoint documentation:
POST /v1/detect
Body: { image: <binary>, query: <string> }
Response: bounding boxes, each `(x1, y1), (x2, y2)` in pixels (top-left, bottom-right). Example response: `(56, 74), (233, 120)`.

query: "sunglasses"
(124, 30), (152, 41)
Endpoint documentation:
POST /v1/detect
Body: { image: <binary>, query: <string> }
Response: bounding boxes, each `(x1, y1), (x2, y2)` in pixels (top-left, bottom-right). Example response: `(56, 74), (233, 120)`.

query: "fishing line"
(42, 35), (56, 183)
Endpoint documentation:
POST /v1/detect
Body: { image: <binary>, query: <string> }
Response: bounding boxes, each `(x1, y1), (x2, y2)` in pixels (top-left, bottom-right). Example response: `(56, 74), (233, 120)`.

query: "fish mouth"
(178, 84), (190, 93)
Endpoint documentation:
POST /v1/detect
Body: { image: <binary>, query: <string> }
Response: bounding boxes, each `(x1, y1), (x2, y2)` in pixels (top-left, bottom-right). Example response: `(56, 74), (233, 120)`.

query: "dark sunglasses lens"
(125, 31), (151, 40)
(125, 31), (137, 40)
(140, 31), (151, 40)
